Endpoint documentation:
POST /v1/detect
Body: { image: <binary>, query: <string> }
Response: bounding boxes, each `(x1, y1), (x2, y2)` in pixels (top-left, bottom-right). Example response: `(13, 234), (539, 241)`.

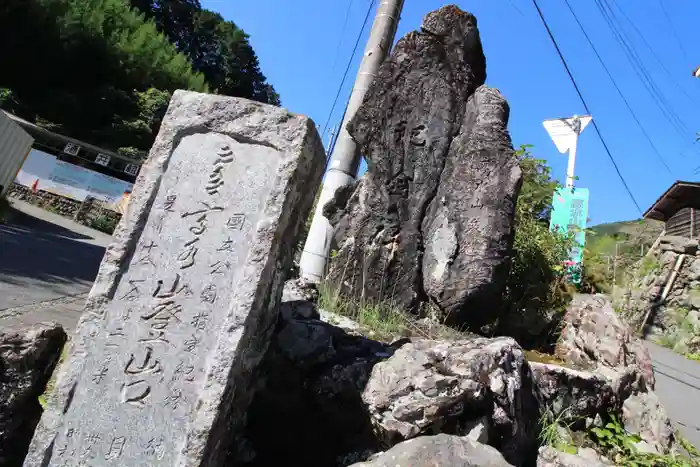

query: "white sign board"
(543, 116), (592, 154)
(14, 149), (133, 207)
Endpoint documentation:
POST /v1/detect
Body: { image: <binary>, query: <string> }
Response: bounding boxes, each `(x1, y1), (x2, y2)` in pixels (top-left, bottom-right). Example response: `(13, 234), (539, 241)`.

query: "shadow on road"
(3, 205), (94, 241)
(0, 207), (107, 308)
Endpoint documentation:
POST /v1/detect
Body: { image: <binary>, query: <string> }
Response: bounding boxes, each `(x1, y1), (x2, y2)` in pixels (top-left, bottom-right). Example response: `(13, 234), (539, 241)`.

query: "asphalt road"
(0, 200), (110, 312)
(645, 340), (700, 449)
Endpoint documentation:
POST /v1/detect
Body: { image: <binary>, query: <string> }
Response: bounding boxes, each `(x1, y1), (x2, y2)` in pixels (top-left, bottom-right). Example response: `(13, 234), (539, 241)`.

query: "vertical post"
(566, 137), (577, 189)
(300, 0), (405, 282)
(691, 207), (695, 239)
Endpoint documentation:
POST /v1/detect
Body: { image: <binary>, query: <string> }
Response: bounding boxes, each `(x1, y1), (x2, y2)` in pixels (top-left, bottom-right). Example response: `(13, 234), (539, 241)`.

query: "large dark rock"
(0, 323), (66, 467)
(231, 299), (398, 467)
(324, 5), (521, 329)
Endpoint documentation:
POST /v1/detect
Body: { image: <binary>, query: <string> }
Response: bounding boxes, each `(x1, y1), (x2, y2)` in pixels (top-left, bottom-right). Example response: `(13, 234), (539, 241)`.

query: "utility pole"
(300, 0), (405, 283)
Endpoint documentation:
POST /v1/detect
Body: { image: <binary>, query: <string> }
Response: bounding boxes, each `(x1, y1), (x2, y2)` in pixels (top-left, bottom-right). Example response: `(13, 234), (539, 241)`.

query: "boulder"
(362, 336), (539, 465)
(555, 294), (654, 396)
(660, 236), (698, 255)
(231, 299), (397, 467)
(622, 391), (674, 454)
(536, 446), (613, 467)
(0, 323), (66, 467)
(324, 5), (521, 330)
(349, 434), (514, 466)
(529, 362), (615, 423)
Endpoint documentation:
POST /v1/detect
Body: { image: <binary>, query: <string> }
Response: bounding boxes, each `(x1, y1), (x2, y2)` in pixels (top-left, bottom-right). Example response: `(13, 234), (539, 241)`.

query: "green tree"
(130, 0), (280, 105)
(0, 0), (207, 153)
(502, 145), (574, 349)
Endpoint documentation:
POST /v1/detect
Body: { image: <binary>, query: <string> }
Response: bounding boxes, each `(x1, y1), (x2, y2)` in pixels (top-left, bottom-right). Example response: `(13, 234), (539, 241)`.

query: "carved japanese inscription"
(24, 92), (325, 467)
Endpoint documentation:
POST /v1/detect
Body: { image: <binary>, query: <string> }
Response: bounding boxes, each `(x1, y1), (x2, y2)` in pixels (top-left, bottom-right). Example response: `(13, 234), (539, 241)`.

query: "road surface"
(0, 200), (110, 330)
(645, 340), (700, 449)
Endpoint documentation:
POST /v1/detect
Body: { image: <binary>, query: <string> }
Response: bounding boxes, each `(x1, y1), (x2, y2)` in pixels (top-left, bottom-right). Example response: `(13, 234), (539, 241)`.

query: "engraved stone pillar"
(23, 91), (325, 467)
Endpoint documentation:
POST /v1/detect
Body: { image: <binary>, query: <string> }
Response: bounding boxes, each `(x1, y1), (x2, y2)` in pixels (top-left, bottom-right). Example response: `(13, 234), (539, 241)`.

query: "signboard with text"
(549, 187), (590, 283)
(15, 149), (134, 206)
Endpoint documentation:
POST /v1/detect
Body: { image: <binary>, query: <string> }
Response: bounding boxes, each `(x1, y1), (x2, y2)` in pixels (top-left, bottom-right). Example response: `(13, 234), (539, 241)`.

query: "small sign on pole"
(550, 187), (590, 284)
(543, 116), (591, 154)
(543, 115), (592, 188)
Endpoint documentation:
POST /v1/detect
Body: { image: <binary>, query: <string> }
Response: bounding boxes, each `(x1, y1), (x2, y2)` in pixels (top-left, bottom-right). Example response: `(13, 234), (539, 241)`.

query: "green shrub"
(588, 413), (700, 466)
(90, 214), (119, 234)
(318, 281), (409, 341)
(501, 146), (575, 348)
(639, 256), (661, 277)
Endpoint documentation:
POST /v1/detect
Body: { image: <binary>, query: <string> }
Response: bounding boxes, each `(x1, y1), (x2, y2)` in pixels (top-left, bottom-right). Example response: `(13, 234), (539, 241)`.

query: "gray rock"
(349, 434), (514, 467)
(324, 5), (520, 330)
(362, 336), (538, 464)
(231, 300), (396, 467)
(536, 446), (612, 467)
(282, 277), (319, 303)
(556, 294), (655, 396)
(23, 92), (325, 467)
(622, 391), (674, 454)
(0, 323), (66, 467)
(688, 290), (700, 310)
(529, 362), (615, 423)
(660, 236), (698, 255)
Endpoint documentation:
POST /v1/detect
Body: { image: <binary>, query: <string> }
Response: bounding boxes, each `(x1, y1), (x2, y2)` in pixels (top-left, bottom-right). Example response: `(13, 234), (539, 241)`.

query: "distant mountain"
(589, 218), (664, 247)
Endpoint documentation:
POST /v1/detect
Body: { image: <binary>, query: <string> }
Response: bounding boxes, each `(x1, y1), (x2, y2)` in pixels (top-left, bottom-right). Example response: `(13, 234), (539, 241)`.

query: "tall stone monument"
(23, 91), (325, 466)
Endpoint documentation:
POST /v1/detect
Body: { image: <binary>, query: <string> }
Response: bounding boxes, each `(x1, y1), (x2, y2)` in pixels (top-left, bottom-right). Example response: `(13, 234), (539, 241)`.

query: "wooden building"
(644, 181), (700, 238)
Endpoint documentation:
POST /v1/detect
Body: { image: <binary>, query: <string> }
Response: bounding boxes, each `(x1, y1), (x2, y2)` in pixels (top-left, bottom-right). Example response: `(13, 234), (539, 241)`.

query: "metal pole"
(566, 138), (577, 188)
(565, 116), (582, 188)
(300, 0), (405, 282)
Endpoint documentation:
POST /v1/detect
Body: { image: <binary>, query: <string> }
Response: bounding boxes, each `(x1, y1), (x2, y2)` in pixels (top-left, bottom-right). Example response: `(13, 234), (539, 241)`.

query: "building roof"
(643, 181), (700, 221)
(1, 110), (141, 166)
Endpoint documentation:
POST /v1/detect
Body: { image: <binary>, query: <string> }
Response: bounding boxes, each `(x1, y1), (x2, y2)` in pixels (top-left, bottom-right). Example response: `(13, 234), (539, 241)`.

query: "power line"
(609, 0), (700, 109)
(328, 0), (356, 76)
(531, 0), (643, 214)
(506, 0), (525, 17)
(657, 0), (690, 62)
(563, 0), (673, 176)
(320, 0), (375, 141)
(596, 0), (691, 139)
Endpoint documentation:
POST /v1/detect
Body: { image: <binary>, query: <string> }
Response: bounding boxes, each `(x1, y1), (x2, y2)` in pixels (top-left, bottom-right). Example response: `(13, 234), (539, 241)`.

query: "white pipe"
(300, 0), (405, 282)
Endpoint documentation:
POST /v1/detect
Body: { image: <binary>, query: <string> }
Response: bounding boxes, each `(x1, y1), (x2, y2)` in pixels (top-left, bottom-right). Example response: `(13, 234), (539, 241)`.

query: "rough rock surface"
(24, 92), (326, 467)
(659, 236), (698, 255)
(349, 434), (514, 467)
(536, 446), (613, 467)
(622, 391), (674, 454)
(362, 337), (538, 465)
(231, 298), (397, 467)
(324, 5), (521, 329)
(556, 294), (655, 396)
(0, 323), (66, 467)
(529, 362), (614, 423)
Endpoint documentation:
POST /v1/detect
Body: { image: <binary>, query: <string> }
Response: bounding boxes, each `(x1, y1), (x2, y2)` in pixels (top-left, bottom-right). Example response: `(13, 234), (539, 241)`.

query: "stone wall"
(6, 183), (121, 234)
(620, 236), (700, 354)
(7, 183), (82, 218)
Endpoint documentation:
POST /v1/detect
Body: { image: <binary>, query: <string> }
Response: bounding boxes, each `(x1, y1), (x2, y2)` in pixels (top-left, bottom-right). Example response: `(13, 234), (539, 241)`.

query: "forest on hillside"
(0, 0), (278, 160)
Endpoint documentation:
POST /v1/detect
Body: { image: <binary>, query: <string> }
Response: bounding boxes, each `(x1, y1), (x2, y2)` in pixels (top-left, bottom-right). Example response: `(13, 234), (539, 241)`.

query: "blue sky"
(201, 0), (700, 225)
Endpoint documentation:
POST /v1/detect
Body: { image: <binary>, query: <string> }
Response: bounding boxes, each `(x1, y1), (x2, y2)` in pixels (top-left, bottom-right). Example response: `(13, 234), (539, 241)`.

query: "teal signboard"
(549, 187), (590, 283)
